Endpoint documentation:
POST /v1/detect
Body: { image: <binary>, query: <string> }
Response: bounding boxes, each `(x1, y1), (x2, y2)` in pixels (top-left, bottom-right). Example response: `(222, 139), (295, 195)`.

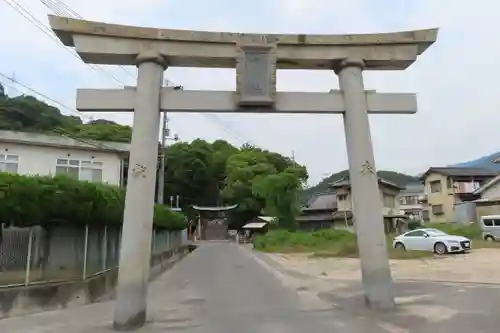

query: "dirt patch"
(267, 249), (500, 284)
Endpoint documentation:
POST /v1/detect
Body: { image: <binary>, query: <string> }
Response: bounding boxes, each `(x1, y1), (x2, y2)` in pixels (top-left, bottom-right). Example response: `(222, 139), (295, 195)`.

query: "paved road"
(0, 242), (367, 333)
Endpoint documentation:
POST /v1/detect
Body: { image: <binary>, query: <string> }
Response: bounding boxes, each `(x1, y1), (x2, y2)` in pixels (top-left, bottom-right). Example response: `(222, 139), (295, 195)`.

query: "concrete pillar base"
(113, 310), (146, 331)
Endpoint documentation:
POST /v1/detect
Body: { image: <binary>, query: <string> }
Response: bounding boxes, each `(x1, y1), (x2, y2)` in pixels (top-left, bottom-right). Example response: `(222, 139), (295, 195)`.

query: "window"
(401, 195), (418, 205)
(80, 160), (103, 182)
(431, 204), (444, 215)
(483, 219), (494, 226)
(338, 194), (347, 201)
(56, 159), (103, 182)
(405, 230), (425, 237)
(425, 229), (448, 237)
(56, 158), (79, 179)
(383, 194), (395, 208)
(483, 219), (500, 227)
(430, 180), (442, 193)
(0, 154), (19, 173)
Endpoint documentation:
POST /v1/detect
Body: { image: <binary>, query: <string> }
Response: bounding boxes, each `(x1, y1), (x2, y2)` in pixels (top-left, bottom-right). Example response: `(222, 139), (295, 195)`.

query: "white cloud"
(1, 0), (500, 184)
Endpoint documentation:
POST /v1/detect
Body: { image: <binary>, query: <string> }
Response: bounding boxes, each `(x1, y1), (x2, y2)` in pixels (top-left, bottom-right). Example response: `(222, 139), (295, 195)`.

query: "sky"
(1, 0), (500, 186)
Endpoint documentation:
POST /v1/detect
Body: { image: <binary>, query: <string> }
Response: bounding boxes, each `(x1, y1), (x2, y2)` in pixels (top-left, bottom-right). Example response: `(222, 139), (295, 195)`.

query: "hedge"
(0, 172), (187, 230)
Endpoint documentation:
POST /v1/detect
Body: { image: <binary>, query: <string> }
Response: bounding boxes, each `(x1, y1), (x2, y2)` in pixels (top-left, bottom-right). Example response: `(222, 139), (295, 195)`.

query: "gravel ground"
(265, 248), (500, 284)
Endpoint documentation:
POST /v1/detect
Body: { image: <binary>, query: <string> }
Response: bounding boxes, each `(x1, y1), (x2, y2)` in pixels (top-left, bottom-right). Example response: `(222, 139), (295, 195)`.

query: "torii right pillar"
(335, 58), (395, 309)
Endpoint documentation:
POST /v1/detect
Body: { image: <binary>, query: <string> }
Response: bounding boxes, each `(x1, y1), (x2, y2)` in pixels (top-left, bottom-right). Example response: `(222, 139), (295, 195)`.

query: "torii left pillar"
(113, 51), (166, 331)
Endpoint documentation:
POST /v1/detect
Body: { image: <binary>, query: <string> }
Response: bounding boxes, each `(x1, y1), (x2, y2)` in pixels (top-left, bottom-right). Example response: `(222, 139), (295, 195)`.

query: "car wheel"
(394, 242), (406, 251)
(485, 235), (495, 242)
(434, 242), (447, 255)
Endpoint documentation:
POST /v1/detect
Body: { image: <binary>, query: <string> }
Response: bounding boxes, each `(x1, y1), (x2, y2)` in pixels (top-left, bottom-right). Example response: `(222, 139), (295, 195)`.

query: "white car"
(392, 228), (471, 255)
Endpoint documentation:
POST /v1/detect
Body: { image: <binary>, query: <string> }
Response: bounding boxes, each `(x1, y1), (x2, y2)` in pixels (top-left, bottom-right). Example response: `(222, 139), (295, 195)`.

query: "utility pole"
(157, 113), (168, 204)
(157, 84), (182, 204)
(157, 114), (179, 204)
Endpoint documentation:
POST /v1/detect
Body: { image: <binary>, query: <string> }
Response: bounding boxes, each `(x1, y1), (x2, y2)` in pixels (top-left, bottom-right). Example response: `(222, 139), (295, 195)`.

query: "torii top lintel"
(48, 15), (438, 70)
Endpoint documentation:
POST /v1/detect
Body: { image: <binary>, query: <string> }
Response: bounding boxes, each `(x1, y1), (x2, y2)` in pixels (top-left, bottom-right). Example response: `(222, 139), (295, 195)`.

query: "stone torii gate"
(48, 15), (437, 331)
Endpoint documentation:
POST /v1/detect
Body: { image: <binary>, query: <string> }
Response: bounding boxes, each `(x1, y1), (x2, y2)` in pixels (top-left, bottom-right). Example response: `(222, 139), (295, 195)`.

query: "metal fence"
(0, 224), (186, 286)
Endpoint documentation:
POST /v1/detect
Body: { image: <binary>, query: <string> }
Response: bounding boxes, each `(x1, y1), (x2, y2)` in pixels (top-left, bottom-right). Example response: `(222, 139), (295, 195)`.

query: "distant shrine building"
(192, 204), (238, 240)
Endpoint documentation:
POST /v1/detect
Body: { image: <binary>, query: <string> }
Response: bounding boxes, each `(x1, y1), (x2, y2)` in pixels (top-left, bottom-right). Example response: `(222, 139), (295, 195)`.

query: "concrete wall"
(481, 182), (500, 200)
(0, 142), (123, 185)
(0, 244), (194, 319)
(476, 203), (500, 221)
(454, 202), (477, 225)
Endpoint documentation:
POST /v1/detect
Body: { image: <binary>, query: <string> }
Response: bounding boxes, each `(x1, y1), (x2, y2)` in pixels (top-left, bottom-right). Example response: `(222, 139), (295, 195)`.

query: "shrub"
(253, 228), (433, 259)
(425, 222), (481, 239)
(0, 172), (187, 230)
(253, 229), (356, 253)
(407, 218), (422, 230)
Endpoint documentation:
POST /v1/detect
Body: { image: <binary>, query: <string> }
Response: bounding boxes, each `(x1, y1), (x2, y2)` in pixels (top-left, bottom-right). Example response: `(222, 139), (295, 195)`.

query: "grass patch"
(473, 240), (500, 249)
(424, 222), (482, 239)
(424, 222), (500, 249)
(253, 229), (433, 259)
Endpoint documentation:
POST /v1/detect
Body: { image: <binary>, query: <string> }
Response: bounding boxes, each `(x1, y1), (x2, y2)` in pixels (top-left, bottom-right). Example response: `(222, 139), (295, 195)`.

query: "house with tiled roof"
(297, 191), (339, 231)
(329, 176), (406, 233)
(419, 167), (499, 222)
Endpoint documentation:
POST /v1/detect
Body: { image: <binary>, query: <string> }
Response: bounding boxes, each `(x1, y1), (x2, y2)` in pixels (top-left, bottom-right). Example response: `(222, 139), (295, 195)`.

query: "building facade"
(475, 174), (500, 200)
(420, 167), (498, 222)
(331, 176), (403, 214)
(398, 183), (426, 221)
(298, 192), (339, 231)
(330, 176), (406, 233)
(0, 130), (129, 186)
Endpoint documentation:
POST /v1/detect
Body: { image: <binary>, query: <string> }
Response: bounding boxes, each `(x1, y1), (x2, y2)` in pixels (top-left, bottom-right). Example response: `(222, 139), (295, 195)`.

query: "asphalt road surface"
(0, 242), (368, 333)
(7, 241), (494, 333)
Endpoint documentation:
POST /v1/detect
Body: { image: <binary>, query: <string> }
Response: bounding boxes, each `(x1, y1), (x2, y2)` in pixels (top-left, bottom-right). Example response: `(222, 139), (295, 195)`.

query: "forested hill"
(303, 169), (419, 199)
(0, 83), (132, 142)
(0, 83), (308, 230)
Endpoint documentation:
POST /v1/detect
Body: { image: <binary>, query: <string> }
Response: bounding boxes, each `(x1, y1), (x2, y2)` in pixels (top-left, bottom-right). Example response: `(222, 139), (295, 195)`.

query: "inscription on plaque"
(243, 51), (269, 98)
(236, 44), (277, 107)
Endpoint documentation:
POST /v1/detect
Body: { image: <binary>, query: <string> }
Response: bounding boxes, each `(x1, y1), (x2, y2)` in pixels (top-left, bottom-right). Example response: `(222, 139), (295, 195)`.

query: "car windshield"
(425, 229), (448, 236)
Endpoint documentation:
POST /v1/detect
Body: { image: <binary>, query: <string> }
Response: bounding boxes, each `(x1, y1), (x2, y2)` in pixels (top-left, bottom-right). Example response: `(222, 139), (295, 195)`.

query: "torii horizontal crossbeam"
(76, 89), (417, 114)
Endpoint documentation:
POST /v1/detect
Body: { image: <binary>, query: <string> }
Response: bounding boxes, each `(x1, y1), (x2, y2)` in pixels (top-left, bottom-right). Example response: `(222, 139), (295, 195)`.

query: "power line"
(37, 0), (140, 83)
(7, 0), (262, 150)
(1, 77), (123, 152)
(0, 71), (89, 120)
(41, 0), (186, 87)
(2, 105), (120, 151)
(2, 0), (127, 87)
(37, 0), (252, 147)
(202, 113), (256, 147)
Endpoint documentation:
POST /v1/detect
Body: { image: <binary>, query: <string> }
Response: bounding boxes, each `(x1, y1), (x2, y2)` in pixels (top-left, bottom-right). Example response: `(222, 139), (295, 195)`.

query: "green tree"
(0, 87), (311, 229)
(222, 150), (277, 227)
(72, 122), (132, 143)
(252, 166), (307, 231)
(163, 140), (215, 208)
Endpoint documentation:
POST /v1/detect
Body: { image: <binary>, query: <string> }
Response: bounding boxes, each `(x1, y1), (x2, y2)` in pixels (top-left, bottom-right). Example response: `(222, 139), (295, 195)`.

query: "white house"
(0, 130), (130, 186)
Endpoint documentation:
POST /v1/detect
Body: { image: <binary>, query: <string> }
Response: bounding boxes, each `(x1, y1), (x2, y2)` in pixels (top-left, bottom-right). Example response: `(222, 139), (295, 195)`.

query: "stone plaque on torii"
(48, 15), (437, 331)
